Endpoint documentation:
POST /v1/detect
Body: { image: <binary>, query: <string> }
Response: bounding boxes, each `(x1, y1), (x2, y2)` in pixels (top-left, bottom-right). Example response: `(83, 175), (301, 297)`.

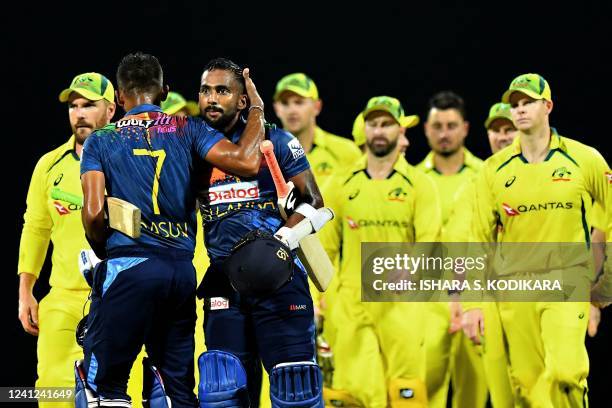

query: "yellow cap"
(484, 102), (513, 129)
(352, 96), (419, 146)
(59, 72), (114, 103)
(161, 92), (200, 116)
(501, 73), (552, 103)
(273, 73), (319, 101)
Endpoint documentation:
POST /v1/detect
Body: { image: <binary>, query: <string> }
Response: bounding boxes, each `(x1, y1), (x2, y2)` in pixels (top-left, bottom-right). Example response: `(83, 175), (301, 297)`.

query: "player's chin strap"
(274, 205), (334, 250)
(269, 361), (324, 408)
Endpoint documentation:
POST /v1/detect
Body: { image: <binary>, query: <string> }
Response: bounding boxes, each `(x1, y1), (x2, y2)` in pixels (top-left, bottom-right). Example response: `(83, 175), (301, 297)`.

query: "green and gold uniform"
(319, 154), (441, 407)
(417, 148), (489, 408)
(471, 133), (609, 407)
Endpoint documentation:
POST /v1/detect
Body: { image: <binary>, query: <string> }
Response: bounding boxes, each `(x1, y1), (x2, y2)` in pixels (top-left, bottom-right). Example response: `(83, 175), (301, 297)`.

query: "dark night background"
(2, 1), (610, 406)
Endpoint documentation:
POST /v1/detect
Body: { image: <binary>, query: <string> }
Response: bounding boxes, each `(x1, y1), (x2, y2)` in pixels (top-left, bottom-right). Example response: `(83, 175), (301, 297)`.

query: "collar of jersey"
(313, 127), (328, 148)
(125, 104), (163, 116)
(353, 154), (411, 179)
(510, 128), (564, 156)
(421, 148), (479, 173)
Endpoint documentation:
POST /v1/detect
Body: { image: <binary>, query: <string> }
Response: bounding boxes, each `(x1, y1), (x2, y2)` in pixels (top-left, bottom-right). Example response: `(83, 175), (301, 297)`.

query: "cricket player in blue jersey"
(194, 58), (328, 408)
(77, 52), (266, 408)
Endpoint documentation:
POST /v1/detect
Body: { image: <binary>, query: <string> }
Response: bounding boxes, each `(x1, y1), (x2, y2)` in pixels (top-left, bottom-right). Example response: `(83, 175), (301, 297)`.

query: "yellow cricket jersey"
(320, 154), (442, 290)
(472, 133), (609, 275)
(307, 127), (362, 187)
(417, 148), (483, 227)
(18, 135), (90, 290)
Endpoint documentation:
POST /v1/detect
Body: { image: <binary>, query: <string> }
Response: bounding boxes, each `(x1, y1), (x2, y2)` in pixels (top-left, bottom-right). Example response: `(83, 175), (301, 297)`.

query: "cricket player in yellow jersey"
(17, 73), (116, 407)
(467, 73), (610, 407)
(457, 102), (518, 408)
(320, 96), (439, 407)
(417, 91), (487, 408)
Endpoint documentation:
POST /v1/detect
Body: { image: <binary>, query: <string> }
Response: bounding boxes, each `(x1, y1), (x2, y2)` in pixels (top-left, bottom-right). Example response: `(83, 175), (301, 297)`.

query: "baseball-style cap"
(351, 96), (419, 146)
(161, 92), (199, 116)
(501, 73), (552, 104)
(484, 102), (513, 129)
(273, 73), (319, 101)
(58, 72), (115, 103)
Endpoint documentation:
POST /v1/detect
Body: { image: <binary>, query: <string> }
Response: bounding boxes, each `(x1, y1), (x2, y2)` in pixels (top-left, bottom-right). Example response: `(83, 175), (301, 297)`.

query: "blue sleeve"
(273, 129), (310, 179)
(80, 132), (104, 175)
(188, 118), (225, 159)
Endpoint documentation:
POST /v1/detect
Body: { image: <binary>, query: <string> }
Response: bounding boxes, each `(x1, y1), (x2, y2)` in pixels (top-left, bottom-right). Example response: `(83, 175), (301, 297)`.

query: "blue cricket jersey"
(81, 104), (224, 252)
(197, 120), (310, 262)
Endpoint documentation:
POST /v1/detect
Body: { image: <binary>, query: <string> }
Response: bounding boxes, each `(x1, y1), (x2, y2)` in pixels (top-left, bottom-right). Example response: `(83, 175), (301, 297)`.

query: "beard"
(71, 121), (95, 145)
(202, 105), (238, 131)
(367, 137), (398, 158)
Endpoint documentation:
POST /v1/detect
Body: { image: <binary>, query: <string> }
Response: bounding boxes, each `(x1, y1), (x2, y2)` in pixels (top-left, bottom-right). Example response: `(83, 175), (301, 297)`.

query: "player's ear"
(116, 90), (125, 109)
(545, 100), (553, 114)
(238, 93), (248, 110)
(314, 99), (322, 117)
(106, 102), (116, 121)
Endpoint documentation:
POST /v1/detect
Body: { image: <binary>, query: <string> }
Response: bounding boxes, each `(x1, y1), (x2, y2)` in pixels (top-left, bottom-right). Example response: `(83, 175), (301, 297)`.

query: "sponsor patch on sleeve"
(287, 138), (306, 160)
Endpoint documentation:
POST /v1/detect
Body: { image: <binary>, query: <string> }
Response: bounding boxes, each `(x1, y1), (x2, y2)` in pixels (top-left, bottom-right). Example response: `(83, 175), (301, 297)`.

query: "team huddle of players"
(18, 52), (610, 408)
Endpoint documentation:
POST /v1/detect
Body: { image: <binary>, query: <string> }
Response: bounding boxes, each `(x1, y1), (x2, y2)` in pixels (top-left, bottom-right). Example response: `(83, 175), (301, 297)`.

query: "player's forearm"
(81, 171), (109, 257)
(233, 109), (265, 176)
(18, 272), (37, 297)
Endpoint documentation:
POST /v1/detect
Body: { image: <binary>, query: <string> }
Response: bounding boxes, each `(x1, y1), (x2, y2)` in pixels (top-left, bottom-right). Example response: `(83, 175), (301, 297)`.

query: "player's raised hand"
(462, 308), (485, 345)
(587, 303), (601, 337)
(243, 68), (264, 112)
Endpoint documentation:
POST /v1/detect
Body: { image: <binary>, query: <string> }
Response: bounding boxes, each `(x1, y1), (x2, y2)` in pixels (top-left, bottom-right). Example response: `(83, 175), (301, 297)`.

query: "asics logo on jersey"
(53, 173), (63, 186)
(552, 167), (572, 182)
(208, 181), (260, 204)
(348, 190), (360, 200)
(504, 176), (516, 187)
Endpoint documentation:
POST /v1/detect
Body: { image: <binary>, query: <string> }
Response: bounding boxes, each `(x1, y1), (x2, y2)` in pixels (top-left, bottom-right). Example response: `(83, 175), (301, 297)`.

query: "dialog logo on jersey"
(552, 167), (571, 182)
(208, 181), (260, 205)
(387, 187), (408, 202)
(210, 297), (229, 310)
(502, 203), (520, 216)
(287, 138), (306, 160)
(53, 201), (70, 215)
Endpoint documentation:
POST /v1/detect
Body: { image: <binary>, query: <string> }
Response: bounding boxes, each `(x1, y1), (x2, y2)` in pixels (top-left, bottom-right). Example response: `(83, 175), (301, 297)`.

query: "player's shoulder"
(482, 143), (517, 173)
(36, 136), (77, 172)
(268, 125), (307, 160)
(318, 129), (361, 154)
(557, 134), (605, 164)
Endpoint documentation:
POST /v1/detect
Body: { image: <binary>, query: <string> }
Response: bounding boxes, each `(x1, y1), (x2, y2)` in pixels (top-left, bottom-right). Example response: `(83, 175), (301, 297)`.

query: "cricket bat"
(51, 188), (141, 238)
(260, 140), (334, 291)
(106, 197), (141, 239)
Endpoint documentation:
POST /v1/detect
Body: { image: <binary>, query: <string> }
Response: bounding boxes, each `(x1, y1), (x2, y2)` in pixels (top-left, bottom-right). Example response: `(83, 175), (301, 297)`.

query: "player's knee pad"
(269, 361), (324, 408)
(198, 350), (250, 408)
(323, 387), (364, 407)
(75, 360), (132, 408)
(142, 357), (171, 408)
(388, 378), (428, 408)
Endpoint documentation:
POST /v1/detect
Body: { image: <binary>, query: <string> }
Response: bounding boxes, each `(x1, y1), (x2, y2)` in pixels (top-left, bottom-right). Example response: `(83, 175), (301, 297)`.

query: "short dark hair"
(202, 57), (245, 93)
(117, 52), (163, 95)
(428, 91), (467, 120)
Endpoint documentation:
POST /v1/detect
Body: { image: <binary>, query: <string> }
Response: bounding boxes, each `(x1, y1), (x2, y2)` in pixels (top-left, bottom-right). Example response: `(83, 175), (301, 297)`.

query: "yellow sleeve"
(318, 174), (343, 263)
(18, 156), (53, 277)
(472, 167), (498, 242)
(584, 147), (610, 210)
(413, 172), (442, 242)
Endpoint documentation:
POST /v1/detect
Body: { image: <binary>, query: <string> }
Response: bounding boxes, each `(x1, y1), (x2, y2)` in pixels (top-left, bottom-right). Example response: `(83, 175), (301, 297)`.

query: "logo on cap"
(276, 248), (289, 261)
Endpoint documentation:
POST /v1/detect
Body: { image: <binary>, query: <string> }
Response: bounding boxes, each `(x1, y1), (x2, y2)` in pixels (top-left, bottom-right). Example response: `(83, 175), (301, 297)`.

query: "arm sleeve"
(80, 133), (104, 174)
(191, 119), (226, 160)
(584, 147), (610, 210)
(18, 157), (52, 277)
(276, 131), (310, 179)
(413, 172), (442, 242)
(318, 174), (343, 263)
(472, 167), (498, 242)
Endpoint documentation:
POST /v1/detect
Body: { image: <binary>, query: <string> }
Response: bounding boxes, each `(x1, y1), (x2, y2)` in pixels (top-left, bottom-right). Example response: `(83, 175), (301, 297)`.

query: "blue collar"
(125, 104), (163, 116)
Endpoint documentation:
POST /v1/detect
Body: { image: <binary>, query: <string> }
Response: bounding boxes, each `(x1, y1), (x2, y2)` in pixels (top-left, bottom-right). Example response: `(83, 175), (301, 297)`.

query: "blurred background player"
(320, 96), (438, 407)
(17, 72), (117, 408)
(457, 101), (518, 408)
(417, 91), (487, 408)
(79, 52), (266, 407)
(195, 58), (326, 407)
(161, 91), (200, 117)
(469, 73), (609, 407)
